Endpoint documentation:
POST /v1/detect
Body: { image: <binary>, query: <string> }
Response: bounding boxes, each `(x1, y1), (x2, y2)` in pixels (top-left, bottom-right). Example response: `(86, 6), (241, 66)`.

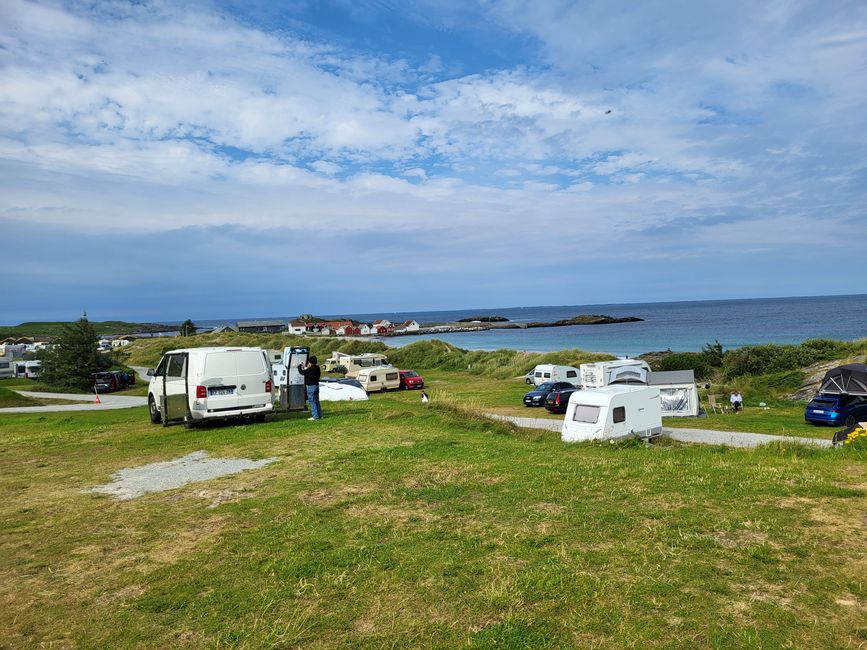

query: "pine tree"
(39, 314), (111, 391)
(179, 319), (198, 337)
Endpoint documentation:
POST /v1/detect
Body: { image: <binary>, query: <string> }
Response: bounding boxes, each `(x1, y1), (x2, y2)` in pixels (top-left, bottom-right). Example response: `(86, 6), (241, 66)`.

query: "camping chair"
(708, 394), (729, 414)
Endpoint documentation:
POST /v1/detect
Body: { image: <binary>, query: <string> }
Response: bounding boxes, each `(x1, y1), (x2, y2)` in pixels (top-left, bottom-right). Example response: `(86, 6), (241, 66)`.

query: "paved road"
(1, 391), (147, 414)
(485, 413), (834, 448)
(131, 366), (153, 383)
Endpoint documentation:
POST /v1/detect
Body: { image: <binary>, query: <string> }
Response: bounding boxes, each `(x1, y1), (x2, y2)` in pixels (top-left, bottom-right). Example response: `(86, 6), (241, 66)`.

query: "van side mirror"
(146, 369), (154, 376)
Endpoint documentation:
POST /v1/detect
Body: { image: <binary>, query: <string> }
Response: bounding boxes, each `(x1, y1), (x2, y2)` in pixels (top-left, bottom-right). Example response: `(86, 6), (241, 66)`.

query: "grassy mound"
(122, 335), (613, 379)
(0, 386), (40, 408)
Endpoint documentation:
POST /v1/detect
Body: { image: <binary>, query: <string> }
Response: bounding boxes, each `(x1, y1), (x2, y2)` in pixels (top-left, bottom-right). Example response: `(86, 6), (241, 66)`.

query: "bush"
(722, 344), (812, 379)
(655, 352), (716, 380)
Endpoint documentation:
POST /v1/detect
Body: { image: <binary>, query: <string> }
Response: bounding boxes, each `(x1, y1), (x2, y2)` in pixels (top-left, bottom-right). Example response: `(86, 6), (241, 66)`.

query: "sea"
(183, 294), (867, 358)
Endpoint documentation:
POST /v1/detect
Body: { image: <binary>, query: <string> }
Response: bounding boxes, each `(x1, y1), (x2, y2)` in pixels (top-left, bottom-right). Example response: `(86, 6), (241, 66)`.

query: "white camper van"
(356, 367), (401, 393)
(532, 364), (580, 386)
(0, 357), (14, 380)
(561, 386), (662, 443)
(147, 347), (273, 427)
(324, 352), (391, 378)
(579, 359), (651, 388)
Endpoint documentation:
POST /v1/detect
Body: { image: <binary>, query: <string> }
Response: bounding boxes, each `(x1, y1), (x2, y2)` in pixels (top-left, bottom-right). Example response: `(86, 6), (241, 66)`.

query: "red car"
(399, 370), (425, 390)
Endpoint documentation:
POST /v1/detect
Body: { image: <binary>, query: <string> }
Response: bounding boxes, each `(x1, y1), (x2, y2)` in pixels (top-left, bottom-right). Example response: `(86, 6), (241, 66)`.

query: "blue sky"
(1, 0), (866, 323)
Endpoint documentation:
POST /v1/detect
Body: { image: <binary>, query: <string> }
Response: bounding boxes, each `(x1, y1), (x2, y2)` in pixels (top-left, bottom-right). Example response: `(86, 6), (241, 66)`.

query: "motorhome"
(324, 352), (391, 378)
(356, 367), (401, 393)
(531, 364), (580, 386)
(13, 360), (41, 379)
(579, 359), (651, 388)
(147, 347), (273, 427)
(561, 385), (662, 443)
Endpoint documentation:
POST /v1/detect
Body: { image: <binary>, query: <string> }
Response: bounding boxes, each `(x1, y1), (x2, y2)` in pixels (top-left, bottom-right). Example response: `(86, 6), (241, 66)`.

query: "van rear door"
(235, 350), (270, 409)
(202, 351), (242, 411)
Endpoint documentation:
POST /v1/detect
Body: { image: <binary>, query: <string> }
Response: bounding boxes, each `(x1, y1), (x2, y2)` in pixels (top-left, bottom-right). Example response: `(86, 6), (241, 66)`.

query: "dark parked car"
(523, 381), (574, 407)
(804, 393), (867, 427)
(544, 385), (582, 414)
(93, 370), (133, 394)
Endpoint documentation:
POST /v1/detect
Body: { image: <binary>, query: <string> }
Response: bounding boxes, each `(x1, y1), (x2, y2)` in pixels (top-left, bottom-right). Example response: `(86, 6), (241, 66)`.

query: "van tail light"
(265, 380), (272, 393)
(196, 385), (207, 399)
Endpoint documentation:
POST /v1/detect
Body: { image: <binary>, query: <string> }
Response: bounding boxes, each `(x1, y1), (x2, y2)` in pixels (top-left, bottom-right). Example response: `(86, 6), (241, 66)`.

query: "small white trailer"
(561, 385), (662, 443)
(579, 359), (651, 388)
(531, 364), (580, 386)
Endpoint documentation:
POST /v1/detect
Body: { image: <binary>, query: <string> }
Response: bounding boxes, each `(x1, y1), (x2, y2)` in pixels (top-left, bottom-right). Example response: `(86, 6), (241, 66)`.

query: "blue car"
(524, 381), (575, 407)
(804, 394), (867, 427)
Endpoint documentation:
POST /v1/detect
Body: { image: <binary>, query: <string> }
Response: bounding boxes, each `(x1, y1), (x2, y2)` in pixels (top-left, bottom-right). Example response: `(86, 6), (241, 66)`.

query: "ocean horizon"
(181, 293), (867, 358)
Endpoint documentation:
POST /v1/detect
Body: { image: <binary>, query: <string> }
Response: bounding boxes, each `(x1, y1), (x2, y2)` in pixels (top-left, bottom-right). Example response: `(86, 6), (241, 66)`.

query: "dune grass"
(1, 394), (865, 648)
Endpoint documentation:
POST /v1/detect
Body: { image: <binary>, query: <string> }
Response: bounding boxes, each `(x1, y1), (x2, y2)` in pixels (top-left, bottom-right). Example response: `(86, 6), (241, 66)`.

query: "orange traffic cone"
(94, 389), (101, 404)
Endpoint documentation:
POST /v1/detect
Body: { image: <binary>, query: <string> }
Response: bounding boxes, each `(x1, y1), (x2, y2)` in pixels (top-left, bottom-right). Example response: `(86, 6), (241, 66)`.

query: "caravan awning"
(819, 363), (867, 396)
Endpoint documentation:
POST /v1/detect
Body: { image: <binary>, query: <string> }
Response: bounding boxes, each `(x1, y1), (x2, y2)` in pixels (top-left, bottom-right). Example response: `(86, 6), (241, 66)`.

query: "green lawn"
(1, 394), (865, 648)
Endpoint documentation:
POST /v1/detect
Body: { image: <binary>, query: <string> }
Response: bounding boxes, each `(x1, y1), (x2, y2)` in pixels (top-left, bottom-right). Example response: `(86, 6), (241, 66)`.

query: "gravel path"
(86, 450), (278, 500)
(1, 391), (147, 414)
(485, 413), (833, 448)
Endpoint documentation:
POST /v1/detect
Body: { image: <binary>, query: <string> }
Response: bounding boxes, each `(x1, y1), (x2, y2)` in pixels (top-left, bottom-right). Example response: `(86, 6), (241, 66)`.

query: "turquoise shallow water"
(192, 294), (867, 357)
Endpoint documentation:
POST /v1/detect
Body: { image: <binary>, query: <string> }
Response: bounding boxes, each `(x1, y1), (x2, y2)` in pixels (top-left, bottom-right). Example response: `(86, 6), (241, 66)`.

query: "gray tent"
(648, 369), (700, 417)
(819, 363), (867, 396)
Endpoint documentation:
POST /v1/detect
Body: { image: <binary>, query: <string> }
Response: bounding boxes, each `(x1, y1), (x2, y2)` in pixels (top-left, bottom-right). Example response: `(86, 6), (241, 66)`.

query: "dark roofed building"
(236, 320), (286, 333)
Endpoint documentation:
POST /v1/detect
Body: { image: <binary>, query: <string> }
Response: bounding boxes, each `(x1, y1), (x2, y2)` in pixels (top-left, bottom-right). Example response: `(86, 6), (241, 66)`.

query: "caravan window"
(534, 372), (542, 378)
(386, 372), (399, 381)
(566, 370), (577, 378)
(572, 404), (600, 424)
(370, 374), (377, 382)
(543, 372), (551, 378)
(613, 406), (626, 423)
(0, 362), (9, 369)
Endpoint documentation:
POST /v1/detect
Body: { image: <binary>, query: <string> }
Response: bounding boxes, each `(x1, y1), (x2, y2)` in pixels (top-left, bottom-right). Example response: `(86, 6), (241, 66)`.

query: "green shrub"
(655, 352), (715, 379)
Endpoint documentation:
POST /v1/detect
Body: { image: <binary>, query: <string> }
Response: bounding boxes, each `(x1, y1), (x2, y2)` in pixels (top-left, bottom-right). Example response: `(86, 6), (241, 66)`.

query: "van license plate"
(209, 388), (234, 396)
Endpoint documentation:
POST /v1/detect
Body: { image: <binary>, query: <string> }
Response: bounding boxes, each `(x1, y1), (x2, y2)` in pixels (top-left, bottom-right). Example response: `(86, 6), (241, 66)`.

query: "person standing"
(298, 355), (322, 420)
(730, 390), (743, 413)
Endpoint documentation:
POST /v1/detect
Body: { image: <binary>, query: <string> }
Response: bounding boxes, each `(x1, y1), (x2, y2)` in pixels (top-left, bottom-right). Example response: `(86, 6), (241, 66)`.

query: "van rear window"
(572, 405), (601, 424)
(236, 352), (266, 375)
(204, 354), (236, 378)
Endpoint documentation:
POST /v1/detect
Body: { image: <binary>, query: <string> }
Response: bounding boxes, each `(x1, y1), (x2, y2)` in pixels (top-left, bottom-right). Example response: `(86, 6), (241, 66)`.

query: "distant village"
(223, 318), (421, 337)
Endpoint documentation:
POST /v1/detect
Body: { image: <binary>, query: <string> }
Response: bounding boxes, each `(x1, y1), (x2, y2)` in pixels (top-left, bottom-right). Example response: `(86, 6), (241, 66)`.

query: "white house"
(335, 326), (347, 336)
(359, 324), (371, 335)
(288, 320), (307, 335)
(399, 320), (420, 332)
(372, 319), (392, 329)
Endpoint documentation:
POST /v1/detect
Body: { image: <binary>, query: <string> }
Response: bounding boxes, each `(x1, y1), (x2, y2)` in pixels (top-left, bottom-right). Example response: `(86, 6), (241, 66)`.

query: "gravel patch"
(87, 450), (278, 500)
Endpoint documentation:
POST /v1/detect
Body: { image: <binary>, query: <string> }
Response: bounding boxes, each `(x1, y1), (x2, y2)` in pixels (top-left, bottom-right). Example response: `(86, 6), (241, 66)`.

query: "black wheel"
(845, 414), (857, 428)
(253, 413), (266, 423)
(148, 396), (162, 424)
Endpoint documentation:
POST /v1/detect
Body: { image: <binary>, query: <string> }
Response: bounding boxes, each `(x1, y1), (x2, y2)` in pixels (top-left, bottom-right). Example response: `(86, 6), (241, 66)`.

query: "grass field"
(1, 386), (865, 648)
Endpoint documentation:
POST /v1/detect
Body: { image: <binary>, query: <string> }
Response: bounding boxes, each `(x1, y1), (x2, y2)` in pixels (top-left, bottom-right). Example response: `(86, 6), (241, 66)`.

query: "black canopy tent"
(819, 363), (867, 396)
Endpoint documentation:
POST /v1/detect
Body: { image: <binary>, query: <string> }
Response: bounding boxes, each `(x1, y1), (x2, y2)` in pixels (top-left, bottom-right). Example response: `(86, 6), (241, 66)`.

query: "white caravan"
(0, 356), (14, 379)
(13, 360), (41, 379)
(531, 364), (580, 386)
(356, 367), (401, 393)
(147, 347), (273, 427)
(648, 370), (700, 417)
(561, 386), (662, 443)
(579, 360), (651, 388)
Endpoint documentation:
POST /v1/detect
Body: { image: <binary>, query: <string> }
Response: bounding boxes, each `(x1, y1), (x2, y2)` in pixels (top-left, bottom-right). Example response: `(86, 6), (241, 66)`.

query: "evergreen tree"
(179, 319), (198, 337)
(39, 314), (110, 391)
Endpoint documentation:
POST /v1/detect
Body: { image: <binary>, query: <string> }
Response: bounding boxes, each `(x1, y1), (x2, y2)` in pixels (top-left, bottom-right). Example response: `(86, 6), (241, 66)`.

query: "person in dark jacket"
(298, 355), (322, 420)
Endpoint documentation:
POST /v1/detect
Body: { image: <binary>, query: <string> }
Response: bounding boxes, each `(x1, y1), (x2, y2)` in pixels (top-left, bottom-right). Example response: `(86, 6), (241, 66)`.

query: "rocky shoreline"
(392, 314), (643, 337)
